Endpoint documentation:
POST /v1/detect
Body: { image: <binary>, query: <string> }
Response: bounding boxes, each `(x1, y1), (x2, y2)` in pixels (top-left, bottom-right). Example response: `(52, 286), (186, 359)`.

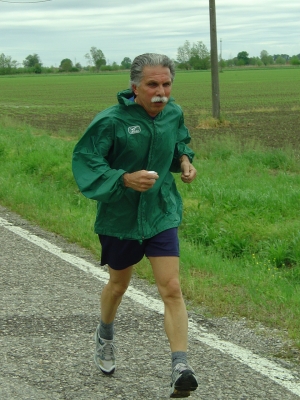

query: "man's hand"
(180, 155), (197, 183)
(123, 170), (159, 192)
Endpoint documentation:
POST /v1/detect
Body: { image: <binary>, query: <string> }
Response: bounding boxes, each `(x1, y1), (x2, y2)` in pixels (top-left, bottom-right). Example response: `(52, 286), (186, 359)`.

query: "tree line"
(0, 47), (132, 75)
(1, 42), (300, 75)
(224, 50), (300, 68)
(176, 40), (300, 70)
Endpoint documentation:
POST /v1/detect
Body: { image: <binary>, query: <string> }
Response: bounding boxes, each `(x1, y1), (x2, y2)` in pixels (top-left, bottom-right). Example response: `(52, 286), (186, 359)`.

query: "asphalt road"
(1, 206), (300, 400)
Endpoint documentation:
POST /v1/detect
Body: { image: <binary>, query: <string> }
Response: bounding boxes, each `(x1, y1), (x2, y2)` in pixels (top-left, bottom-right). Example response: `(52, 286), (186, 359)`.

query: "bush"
(290, 56), (300, 66)
(34, 64), (42, 74)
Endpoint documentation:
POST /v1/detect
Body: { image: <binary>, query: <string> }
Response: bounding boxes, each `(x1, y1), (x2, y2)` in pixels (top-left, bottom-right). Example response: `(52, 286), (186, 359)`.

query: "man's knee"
(106, 265), (133, 299)
(108, 280), (129, 299)
(158, 278), (182, 302)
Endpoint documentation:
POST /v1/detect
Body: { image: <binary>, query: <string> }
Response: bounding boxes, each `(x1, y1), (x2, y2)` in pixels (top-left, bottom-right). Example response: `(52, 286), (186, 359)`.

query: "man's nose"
(156, 85), (165, 96)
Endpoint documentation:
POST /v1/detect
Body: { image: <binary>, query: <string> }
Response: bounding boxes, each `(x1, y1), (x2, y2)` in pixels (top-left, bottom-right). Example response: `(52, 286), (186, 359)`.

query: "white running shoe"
(94, 324), (116, 375)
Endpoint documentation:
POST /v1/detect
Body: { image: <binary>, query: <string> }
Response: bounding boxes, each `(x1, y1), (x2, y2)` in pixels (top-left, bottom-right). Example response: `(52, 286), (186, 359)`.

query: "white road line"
(1, 216), (300, 397)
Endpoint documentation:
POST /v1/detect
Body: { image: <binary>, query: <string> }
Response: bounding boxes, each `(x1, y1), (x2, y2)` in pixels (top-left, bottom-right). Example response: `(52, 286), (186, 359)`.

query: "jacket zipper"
(138, 118), (156, 240)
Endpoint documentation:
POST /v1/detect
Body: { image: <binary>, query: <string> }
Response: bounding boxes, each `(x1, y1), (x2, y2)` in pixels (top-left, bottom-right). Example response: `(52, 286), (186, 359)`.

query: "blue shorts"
(98, 228), (179, 270)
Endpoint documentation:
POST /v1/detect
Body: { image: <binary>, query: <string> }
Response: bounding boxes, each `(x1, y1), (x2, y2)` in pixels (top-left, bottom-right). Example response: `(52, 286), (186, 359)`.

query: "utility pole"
(209, 0), (220, 119)
(220, 38), (223, 72)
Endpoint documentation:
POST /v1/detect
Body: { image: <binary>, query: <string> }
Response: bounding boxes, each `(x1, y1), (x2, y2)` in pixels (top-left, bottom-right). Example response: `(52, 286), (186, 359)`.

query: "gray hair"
(130, 53), (175, 88)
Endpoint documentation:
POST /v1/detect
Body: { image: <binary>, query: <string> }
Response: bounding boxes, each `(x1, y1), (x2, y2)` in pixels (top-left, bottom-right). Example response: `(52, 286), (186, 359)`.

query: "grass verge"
(1, 119), (300, 347)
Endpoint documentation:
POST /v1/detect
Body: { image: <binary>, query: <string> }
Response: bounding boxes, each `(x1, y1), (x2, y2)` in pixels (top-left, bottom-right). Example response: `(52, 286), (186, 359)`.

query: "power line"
(0, 1), (51, 2)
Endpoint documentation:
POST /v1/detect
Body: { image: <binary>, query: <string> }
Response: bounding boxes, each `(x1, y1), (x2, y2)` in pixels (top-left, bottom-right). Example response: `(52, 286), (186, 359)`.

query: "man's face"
(132, 65), (172, 117)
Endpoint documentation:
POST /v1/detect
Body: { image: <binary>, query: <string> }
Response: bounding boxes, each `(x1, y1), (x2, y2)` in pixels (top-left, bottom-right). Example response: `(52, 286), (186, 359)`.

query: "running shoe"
(170, 363), (198, 398)
(93, 324), (116, 375)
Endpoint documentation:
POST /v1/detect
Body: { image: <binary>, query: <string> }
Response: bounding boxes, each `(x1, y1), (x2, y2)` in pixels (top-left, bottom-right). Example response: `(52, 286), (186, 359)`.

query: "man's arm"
(179, 155), (197, 183)
(169, 105), (196, 173)
(72, 119), (127, 202)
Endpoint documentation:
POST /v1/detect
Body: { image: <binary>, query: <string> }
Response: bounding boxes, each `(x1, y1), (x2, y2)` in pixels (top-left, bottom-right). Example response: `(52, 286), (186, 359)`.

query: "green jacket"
(72, 89), (194, 240)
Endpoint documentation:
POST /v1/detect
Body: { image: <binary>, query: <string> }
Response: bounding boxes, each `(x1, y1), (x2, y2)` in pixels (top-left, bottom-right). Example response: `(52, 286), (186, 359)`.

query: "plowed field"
(0, 68), (299, 149)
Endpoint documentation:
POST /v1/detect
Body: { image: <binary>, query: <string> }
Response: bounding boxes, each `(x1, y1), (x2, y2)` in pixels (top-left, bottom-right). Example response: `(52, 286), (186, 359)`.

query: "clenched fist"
(123, 170), (159, 192)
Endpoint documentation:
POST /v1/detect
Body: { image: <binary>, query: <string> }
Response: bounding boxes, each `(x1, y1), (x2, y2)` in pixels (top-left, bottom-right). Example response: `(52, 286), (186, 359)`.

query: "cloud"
(0, 0), (298, 66)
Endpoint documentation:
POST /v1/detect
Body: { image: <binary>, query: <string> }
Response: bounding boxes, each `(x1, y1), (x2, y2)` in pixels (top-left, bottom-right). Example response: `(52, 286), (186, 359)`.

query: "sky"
(0, 0), (299, 67)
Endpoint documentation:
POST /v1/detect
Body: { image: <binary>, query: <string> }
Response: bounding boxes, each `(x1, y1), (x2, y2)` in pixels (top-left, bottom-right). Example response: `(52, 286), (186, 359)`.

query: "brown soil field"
(1, 69), (299, 151)
(190, 109), (300, 150)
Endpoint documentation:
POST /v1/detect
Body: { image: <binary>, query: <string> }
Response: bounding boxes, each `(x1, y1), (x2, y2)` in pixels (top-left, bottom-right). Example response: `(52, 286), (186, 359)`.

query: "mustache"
(151, 96), (168, 103)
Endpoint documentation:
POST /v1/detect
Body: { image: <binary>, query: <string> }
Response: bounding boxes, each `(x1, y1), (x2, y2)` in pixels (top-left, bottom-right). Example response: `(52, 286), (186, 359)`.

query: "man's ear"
(132, 84), (138, 96)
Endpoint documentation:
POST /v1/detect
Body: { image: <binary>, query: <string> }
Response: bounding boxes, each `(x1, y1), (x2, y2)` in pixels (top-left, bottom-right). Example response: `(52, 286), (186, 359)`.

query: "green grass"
(0, 121), (98, 253)
(1, 68), (300, 350)
(1, 118), (300, 348)
(180, 138), (300, 265)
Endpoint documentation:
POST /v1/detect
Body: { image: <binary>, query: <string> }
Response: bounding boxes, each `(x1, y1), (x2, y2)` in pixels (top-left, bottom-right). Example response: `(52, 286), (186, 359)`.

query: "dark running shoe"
(170, 363), (199, 398)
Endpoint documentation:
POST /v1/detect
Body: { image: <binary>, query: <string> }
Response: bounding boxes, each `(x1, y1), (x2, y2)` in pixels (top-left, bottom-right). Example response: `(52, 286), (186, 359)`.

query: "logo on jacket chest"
(128, 126), (141, 135)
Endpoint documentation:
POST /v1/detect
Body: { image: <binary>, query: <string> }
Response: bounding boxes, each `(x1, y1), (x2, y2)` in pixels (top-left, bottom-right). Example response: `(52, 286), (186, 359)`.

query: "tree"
(190, 41), (210, 70)
(177, 40), (192, 69)
(290, 56), (300, 65)
(226, 58), (235, 67)
(121, 57), (132, 69)
(177, 40), (210, 70)
(275, 56), (286, 65)
(34, 64), (42, 74)
(60, 58), (73, 72)
(274, 54), (290, 62)
(260, 50), (274, 65)
(191, 41), (209, 59)
(189, 54), (211, 70)
(85, 47), (106, 71)
(249, 56), (259, 66)
(0, 53), (18, 74)
(237, 51), (250, 65)
(260, 50), (268, 62)
(23, 53), (42, 68)
(111, 61), (119, 71)
(219, 58), (226, 70)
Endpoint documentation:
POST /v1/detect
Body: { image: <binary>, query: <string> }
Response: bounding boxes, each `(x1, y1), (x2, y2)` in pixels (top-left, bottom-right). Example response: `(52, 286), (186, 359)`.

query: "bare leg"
(100, 265), (133, 324)
(148, 256), (188, 352)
